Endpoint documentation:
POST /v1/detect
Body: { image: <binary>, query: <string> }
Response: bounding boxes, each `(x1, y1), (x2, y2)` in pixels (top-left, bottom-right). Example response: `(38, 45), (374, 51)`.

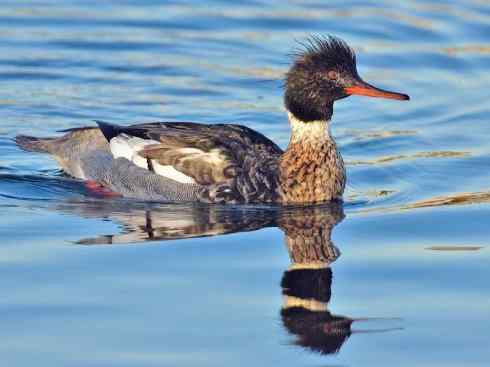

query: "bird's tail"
(15, 135), (57, 153)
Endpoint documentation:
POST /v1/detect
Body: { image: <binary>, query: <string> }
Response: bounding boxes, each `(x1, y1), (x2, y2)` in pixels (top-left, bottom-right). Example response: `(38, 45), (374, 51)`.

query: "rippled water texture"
(1, 1), (489, 366)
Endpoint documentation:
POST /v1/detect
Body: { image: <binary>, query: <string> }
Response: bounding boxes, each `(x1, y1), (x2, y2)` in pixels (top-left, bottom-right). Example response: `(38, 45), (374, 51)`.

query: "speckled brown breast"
(279, 138), (345, 204)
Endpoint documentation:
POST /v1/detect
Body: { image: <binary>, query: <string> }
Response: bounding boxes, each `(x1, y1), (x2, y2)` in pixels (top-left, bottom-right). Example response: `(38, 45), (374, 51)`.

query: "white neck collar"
(287, 110), (332, 143)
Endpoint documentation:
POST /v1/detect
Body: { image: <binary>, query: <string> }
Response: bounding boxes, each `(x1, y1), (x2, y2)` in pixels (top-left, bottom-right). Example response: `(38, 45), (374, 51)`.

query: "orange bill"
(345, 80), (409, 101)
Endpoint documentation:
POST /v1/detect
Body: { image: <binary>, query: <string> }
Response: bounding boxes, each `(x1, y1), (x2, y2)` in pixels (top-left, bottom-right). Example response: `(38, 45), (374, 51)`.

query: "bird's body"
(16, 116), (343, 203)
(15, 36), (408, 204)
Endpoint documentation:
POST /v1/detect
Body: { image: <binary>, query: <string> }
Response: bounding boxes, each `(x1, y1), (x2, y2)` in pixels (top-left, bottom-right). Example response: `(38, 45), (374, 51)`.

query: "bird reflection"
(56, 198), (399, 355)
(278, 205), (351, 355)
(56, 200), (278, 244)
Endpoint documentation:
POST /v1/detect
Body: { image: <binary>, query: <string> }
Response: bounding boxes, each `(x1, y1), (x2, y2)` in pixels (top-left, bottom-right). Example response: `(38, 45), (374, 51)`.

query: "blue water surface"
(0, 1), (489, 366)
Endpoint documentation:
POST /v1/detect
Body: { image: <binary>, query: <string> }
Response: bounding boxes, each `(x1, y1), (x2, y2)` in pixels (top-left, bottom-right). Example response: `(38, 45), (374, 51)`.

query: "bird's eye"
(327, 70), (339, 80)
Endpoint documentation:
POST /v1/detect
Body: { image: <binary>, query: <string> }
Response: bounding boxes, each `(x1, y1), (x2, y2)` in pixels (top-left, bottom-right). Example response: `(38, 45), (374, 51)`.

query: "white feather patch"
(109, 134), (196, 184)
(152, 162), (197, 184)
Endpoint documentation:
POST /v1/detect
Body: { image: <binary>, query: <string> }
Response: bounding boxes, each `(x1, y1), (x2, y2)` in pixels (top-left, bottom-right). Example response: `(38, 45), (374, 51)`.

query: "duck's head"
(284, 36), (409, 122)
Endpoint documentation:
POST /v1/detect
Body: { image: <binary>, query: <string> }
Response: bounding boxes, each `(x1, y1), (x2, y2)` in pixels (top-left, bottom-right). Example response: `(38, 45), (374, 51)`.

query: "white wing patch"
(152, 163), (196, 184)
(109, 134), (196, 184)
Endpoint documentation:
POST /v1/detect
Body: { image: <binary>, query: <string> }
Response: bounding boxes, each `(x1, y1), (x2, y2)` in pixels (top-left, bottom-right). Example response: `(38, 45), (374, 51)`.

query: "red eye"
(327, 70), (338, 80)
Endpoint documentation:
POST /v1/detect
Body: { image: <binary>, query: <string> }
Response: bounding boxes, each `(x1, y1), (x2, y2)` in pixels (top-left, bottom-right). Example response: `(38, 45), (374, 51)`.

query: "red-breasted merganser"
(16, 36), (409, 204)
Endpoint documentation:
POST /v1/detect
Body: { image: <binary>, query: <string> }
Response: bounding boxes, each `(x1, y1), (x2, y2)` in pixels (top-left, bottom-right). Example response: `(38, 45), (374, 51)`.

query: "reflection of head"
(281, 307), (352, 355)
(281, 267), (332, 303)
(281, 267), (352, 355)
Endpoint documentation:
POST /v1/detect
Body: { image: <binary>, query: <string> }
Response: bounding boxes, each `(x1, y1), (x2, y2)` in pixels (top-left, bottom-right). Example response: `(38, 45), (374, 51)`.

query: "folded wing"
(96, 121), (283, 188)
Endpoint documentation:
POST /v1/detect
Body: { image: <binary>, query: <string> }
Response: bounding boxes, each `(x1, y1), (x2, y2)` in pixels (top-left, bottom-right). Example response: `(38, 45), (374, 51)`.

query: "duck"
(15, 36), (409, 204)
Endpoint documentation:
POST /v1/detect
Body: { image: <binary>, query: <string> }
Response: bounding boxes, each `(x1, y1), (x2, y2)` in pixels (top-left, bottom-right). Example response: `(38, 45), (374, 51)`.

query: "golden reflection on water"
(352, 190), (490, 220)
(346, 150), (470, 166)
(425, 246), (483, 251)
(444, 45), (490, 55)
(346, 129), (417, 140)
(404, 191), (490, 209)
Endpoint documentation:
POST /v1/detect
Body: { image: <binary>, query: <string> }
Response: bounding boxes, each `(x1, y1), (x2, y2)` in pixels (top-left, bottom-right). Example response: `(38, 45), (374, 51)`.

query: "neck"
(278, 110), (345, 204)
(287, 111), (332, 144)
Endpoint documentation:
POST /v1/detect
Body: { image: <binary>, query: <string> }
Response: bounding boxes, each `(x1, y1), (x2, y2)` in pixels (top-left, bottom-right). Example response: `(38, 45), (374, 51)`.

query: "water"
(1, 0), (489, 366)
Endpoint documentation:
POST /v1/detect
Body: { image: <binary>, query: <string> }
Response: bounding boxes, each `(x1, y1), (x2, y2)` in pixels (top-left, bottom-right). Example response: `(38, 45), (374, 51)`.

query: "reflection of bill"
(58, 199), (401, 355)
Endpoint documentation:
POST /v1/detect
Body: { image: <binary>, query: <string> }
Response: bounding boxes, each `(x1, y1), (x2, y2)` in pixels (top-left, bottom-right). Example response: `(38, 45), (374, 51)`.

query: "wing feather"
(140, 145), (236, 185)
(98, 121), (283, 188)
